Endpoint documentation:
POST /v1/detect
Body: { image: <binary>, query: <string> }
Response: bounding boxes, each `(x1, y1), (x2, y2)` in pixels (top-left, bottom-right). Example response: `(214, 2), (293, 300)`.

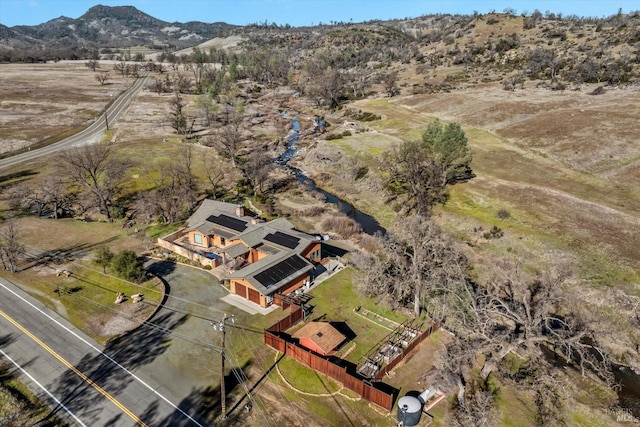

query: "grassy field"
(0, 62), (131, 154)
(2, 59), (638, 425)
(318, 97), (640, 292)
(0, 216), (166, 343)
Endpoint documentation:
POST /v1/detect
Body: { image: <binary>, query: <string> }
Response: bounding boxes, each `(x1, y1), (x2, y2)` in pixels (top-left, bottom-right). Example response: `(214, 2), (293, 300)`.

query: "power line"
(14, 247), (282, 424)
(22, 247), (230, 318)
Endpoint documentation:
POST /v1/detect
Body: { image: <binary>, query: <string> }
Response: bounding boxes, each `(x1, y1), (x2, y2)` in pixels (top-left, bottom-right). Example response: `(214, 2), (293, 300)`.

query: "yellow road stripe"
(0, 309), (148, 427)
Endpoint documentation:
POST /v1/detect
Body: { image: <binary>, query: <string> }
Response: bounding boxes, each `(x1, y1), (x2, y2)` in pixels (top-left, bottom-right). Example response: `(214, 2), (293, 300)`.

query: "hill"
(0, 4), (236, 60)
(1, 6), (640, 427)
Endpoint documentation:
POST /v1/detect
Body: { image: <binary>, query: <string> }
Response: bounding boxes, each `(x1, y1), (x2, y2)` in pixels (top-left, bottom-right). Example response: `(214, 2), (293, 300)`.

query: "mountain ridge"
(1, 4), (236, 51)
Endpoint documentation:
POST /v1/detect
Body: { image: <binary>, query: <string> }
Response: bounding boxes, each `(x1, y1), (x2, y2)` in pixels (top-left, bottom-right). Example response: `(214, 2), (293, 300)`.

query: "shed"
(293, 322), (346, 356)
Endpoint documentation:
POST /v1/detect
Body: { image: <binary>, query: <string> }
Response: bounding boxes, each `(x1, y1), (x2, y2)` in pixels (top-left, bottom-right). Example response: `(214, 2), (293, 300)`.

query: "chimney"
(251, 217), (264, 224)
(235, 205), (245, 217)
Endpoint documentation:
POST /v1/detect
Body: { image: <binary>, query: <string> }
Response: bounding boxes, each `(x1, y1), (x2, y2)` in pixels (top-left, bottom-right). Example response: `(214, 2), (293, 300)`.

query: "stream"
(275, 112), (385, 236)
(275, 114), (640, 418)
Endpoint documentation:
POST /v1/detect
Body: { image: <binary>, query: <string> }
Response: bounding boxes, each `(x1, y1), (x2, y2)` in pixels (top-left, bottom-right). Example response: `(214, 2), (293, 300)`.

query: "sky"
(0, 0), (637, 28)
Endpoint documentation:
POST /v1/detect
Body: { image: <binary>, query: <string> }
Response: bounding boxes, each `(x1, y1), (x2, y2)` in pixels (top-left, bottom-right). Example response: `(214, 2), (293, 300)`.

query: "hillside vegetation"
(1, 6), (640, 427)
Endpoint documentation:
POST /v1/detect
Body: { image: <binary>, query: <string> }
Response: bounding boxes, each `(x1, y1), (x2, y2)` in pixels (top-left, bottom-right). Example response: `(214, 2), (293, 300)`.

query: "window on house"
(193, 234), (202, 244)
(220, 237), (226, 246)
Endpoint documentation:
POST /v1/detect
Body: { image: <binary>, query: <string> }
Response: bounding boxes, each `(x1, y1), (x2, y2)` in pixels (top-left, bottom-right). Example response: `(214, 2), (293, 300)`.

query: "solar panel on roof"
(254, 255), (309, 288)
(206, 214), (248, 232)
(264, 231), (300, 249)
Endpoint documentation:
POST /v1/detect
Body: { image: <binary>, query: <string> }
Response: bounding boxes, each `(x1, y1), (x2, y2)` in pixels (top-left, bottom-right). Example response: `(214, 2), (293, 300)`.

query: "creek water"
(275, 113), (384, 235)
(275, 115), (640, 417)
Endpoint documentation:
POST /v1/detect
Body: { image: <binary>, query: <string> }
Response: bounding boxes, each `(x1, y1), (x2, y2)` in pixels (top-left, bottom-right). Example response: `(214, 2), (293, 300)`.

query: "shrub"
(352, 165), (369, 181)
(483, 225), (504, 239)
(303, 206), (326, 216)
(357, 234), (379, 252)
(496, 209), (511, 219)
(325, 130), (352, 140)
(111, 250), (144, 282)
(321, 215), (362, 239)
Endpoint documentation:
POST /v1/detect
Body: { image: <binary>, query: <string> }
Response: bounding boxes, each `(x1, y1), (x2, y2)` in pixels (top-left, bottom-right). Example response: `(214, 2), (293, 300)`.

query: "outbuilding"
(293, 322), (346, 356)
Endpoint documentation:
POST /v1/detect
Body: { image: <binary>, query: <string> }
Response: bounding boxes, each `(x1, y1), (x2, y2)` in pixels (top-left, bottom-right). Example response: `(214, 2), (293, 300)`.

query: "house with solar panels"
(171, 199), (322, 308)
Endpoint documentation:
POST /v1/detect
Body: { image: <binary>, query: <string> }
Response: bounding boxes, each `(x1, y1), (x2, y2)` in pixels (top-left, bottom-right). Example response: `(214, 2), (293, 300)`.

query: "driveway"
(110, 260), (233, 423)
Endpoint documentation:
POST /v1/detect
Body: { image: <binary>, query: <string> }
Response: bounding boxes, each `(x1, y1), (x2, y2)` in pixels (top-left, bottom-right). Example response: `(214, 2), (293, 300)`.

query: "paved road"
(0, 277), (208, 427)
(0, 71), (148, 171)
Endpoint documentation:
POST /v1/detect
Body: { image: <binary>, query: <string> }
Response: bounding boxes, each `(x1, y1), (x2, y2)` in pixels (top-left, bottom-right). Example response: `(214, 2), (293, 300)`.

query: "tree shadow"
(48, 312), (188, 425)
(0, 169), (38, 187)
(145, 259), (178, 277)
(129, 360), (253, 426)
(21, 236), (121, 271)
(0, 333), (15, 348)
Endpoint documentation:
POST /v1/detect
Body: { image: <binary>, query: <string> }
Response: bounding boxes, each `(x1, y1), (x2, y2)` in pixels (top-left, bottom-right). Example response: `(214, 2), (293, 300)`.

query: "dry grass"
(3, 60), (640, 425)
(0, 62), (130, 153)
(341, 94), (640, 289)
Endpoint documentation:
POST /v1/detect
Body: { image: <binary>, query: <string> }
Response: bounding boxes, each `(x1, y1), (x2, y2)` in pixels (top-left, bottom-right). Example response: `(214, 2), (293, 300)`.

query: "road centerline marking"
(0, 279), (205, 427)
(0, 309), (148, 427)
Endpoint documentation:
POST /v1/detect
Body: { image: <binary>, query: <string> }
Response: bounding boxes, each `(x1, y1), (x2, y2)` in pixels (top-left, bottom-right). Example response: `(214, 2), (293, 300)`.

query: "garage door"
(234, 282), (246, 298)
(248, 288), (261, 305)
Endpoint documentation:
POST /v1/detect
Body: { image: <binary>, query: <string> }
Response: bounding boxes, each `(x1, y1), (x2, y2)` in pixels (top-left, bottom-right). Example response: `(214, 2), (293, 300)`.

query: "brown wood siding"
(248, 288), (260, 304)
(301, 242), (322, 263)
(234, 282), (246, 298)
(278, 274), (308, 296)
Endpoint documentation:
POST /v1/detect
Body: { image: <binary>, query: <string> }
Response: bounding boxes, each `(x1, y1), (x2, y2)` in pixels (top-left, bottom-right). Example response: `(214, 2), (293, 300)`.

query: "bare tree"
(447, 383), (496, 427)
(7, 176), (73, 219)
(56, 144), (127, 222)
(85, 59), (99, 71)
(435, 258), (614, 421)
(0, 218), (24, 273)
(305, 59), (344, 109)
(345, 69), (371, 98)
(135, 145), (198, 224)
(205, 109), (244, 168)
(385, 120), (473, 216)
(244, 147), (274, 194)
(114, 60), (127, 77)
(202, 151), (231, 199)
(173, 73), (193, 94)
(354, 215), (470, 317)
(96, 71), (109, 86)
(380, 71), (400, 97)
(385, 139), (448, 216)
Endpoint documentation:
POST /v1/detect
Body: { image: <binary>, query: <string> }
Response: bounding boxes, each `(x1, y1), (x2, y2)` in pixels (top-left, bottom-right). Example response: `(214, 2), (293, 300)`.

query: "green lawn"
(302, 267), (410, 364)
(277, 356), (342, 394)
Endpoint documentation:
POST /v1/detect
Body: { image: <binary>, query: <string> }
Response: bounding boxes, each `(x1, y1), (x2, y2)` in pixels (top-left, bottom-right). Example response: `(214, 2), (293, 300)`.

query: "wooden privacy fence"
(373, 322), (440, 381)
(264, 305), (441, 411)
(264, 329), (398, 411)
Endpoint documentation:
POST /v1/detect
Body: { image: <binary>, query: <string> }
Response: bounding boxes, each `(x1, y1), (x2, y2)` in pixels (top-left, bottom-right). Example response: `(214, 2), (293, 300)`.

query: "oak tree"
(56, 144), (127, 222)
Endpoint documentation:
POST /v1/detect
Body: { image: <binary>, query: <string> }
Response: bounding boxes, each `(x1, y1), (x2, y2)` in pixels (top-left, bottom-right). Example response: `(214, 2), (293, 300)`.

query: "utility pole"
(213, 314), (234, 419)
